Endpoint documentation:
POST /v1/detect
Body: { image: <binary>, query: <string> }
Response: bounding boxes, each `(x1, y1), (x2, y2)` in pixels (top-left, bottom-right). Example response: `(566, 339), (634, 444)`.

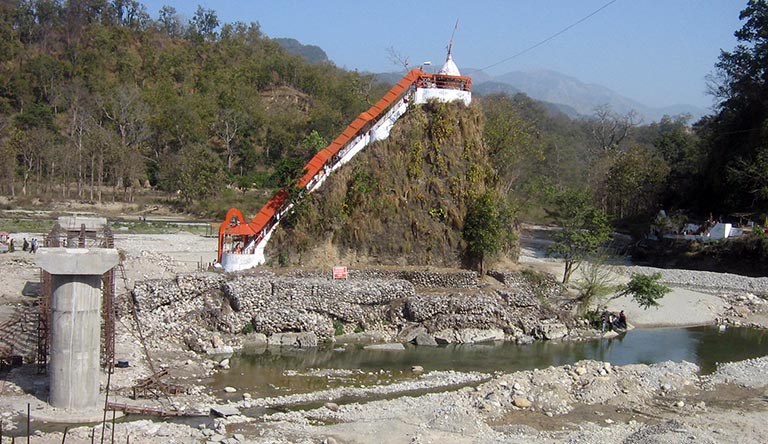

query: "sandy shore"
(519, 243), (768, 329)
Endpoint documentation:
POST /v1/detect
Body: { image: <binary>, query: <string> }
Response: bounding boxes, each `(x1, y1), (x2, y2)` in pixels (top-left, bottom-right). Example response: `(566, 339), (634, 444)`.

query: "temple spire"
(439, 20), (461, 76)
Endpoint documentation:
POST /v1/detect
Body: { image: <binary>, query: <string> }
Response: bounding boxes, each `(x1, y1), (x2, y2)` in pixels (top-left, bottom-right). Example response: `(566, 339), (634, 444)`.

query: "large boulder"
(414, 332), (438, 346)
(267, 332), (318, 348)
(397, 324), (428, 343)
(433, 328), (504, 344)
(535, 322), (568, 340)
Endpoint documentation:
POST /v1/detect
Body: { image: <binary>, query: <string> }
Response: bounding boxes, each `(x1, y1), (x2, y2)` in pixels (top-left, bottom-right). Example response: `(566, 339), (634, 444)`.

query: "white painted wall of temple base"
(414, 88), (471, 106)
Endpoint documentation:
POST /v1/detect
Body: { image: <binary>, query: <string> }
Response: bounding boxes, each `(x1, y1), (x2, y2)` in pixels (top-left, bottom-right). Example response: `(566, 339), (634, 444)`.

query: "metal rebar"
(110, 409), (116, 444)
(61, 426), (69, 444)
(100, 362), (113, 444)
(26, 403), (29, 444)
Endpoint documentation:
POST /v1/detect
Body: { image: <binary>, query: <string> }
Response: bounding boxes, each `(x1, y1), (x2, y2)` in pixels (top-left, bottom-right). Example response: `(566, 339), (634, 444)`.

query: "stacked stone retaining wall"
(287, 269), (479, 288)
(130, 270), (569, 348)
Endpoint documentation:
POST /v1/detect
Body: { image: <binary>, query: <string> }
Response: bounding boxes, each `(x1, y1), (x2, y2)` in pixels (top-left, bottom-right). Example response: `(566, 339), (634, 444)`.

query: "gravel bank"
(619, 265), (768, 294)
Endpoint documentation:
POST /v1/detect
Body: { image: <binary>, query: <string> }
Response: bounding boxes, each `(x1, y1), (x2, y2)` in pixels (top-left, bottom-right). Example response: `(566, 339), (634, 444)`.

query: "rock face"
(364, 343), (406, 351)
(267, 332), (319, 348)
(130, 269), (568, 349)
(405, 291), (551, 338)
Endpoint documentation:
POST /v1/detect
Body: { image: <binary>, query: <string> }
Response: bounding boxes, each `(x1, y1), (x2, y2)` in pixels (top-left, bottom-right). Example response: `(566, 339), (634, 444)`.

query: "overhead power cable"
(480, 0), (619, 71)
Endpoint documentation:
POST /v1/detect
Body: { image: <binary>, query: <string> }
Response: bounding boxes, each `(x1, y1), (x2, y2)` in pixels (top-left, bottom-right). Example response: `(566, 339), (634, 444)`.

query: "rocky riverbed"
(1, 232), (768, 443)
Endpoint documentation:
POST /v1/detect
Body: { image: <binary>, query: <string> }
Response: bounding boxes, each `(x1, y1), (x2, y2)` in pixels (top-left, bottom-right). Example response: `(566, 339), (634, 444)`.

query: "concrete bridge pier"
(36, 248), (118, 411)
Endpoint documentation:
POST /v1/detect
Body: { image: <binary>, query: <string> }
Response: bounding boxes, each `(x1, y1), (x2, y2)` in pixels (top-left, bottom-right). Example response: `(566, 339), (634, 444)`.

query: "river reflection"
(215, 326), (768, 396)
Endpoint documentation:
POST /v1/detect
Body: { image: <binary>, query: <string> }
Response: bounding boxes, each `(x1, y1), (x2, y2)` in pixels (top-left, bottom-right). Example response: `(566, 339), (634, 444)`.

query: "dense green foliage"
(1, 1), (768, 271)
(546, 188), (612, 283)
(463, 189), (516, 273)
(617, 272), (671, 309)
(0, 0), (386, 214)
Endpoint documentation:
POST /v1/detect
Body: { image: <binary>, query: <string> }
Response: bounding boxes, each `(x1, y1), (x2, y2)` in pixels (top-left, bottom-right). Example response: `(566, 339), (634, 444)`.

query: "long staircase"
(217, 66), (472, 271)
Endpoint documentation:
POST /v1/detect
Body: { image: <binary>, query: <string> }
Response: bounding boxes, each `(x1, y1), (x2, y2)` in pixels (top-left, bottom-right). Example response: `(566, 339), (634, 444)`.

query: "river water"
(214, 326), (768, 398)
(13, 326), (768, 436)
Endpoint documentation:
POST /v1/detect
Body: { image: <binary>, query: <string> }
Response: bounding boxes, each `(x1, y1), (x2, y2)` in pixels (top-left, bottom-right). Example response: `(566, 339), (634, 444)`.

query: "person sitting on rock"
(616, 310), (627, 329)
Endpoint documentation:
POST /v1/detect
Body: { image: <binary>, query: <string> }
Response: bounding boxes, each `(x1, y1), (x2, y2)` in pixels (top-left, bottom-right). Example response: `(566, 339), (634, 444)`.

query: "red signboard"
(332, 266), (348, 279)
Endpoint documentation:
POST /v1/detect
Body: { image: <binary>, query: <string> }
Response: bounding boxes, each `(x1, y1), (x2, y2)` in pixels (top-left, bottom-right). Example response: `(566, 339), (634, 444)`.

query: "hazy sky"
(140, 0), (747, 110)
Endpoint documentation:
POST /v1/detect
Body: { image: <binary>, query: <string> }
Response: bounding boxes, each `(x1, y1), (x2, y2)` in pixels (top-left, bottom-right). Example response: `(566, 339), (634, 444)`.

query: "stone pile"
(706, 355), (768, 388)
(132, 272), (224, 311)
(489, 270), (565, 301)
(622, 265), (768, 294)
(472, 359), (699, 417)
(131, 273), (231, 350)
(129, 270), (571, 350)
(222, 276), (415, 339)
(406, 293), (514, 332)
(288, 269), (479, 288)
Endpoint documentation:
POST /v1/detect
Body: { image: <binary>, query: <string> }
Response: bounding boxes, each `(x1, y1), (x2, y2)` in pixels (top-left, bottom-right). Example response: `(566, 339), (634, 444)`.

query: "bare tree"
(589, 105), (640, 153)
(9, 128), (53, 196)
(386, 46), (409, 70)
(213, 108), (242, 173)
(0, 117), (16, 196)
(65, 83), (95, 198)
(87, 120), (113, 203)
(98, 85), (150, 201)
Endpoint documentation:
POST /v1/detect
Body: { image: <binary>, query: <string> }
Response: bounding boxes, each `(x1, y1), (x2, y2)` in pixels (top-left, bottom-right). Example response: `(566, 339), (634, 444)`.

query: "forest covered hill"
(1, 0), (767, 269)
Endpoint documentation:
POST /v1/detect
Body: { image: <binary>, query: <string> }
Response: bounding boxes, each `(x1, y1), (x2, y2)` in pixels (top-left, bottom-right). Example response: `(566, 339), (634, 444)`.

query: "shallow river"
(214, 326), (768, 398)
(12, 326), (768, 436)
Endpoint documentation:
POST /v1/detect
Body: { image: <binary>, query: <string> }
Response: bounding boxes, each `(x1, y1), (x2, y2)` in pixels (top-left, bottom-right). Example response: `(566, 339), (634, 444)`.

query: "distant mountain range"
(378, 68), (709, 122)
(473, 69), (709, 122)
(275, 37), (708, 123)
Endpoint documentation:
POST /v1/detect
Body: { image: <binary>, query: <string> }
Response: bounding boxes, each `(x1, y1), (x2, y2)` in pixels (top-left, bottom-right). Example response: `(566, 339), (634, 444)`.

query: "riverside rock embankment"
(130, 269), (573, 351)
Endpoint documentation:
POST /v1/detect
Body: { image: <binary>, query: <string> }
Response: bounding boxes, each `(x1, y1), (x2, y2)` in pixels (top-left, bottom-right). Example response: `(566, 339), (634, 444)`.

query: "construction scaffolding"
(36, 220), (117, 373)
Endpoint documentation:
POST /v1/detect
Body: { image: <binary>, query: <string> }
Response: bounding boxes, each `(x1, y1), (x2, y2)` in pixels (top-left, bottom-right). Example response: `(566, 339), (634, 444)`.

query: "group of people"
(601, 309), (627, 332)
(22, 237), (39, 253)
